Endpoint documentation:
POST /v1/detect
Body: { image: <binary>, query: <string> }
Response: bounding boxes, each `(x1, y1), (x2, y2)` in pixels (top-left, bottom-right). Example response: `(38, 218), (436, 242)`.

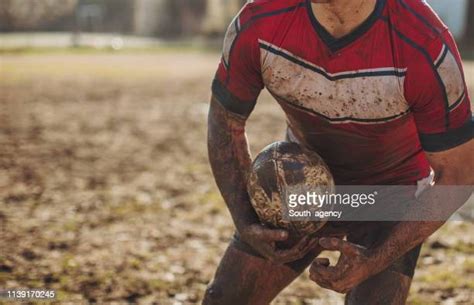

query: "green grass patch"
(408, 295), (437, 305)
(453, 241), (474, 254)
(417, 269), (469, 289)
(462, 257), (474, 272)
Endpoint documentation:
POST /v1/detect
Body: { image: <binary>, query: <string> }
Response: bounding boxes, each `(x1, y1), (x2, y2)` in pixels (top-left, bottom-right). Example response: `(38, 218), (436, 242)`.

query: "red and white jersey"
(212, 0), (473, 185)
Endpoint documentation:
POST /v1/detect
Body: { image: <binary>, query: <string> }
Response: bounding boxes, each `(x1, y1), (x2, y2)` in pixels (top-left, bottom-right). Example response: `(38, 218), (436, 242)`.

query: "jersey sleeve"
(211, 4), (264, 118)
(404, 30), (473, 152)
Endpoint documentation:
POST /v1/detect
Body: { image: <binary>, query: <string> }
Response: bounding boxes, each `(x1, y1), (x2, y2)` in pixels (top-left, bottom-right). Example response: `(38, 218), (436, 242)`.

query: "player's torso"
(256, 0), (430, 185)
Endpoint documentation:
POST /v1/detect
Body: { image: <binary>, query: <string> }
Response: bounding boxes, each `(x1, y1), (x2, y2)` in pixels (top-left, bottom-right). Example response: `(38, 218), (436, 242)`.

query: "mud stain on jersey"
(260, 44), (410, 123)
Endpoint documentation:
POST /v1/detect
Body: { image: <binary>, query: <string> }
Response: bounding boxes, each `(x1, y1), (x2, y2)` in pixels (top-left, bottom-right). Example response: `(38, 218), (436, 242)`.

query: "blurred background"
(0, 1), (473, 304)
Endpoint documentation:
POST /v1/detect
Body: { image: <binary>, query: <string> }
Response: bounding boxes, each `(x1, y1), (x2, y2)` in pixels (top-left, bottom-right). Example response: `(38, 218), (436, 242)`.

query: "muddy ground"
(1, 50), (473, 304)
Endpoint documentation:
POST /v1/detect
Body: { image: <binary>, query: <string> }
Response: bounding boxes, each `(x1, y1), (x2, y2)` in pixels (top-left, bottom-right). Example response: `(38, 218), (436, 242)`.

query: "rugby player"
(205, 0), (474, 304)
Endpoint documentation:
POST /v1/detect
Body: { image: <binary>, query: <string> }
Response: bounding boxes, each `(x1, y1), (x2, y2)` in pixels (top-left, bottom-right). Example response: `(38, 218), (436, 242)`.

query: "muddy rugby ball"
(247, 141), (335, 236)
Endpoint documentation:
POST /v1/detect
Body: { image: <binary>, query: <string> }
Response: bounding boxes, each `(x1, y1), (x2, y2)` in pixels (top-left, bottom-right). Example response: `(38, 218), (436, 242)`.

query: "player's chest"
(260, 43), (409, 123)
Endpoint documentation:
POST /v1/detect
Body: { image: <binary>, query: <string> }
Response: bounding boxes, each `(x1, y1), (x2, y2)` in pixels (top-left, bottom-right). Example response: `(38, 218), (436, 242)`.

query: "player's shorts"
(231, 221), (422, 276)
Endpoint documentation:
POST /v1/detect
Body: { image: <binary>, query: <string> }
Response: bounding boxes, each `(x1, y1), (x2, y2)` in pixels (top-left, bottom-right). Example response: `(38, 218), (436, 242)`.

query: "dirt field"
(1, 50), (473, 305)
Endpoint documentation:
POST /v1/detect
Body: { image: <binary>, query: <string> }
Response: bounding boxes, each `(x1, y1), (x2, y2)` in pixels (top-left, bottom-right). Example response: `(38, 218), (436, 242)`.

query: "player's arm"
(365, 140), (473, 271)
(310, 30), (473, 293)
(309, 126), (473, 294)
(208, 90), (318, 264)
(207, 95), (259, 231)
(208, 5), (318, 263)
(359, 29), (474, 287)
(327, 138), (473, 295)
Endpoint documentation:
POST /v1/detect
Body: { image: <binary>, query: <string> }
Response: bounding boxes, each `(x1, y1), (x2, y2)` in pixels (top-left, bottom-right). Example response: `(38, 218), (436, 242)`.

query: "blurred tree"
(134, 0), (207, 38)
(202, 0), (247, 36)
(0, 0), (78, 30)
(73, 0), (133, 33)
(465, 0), (474, 47)
(0, 0), (248, 38)
(157, 0), (207, 38)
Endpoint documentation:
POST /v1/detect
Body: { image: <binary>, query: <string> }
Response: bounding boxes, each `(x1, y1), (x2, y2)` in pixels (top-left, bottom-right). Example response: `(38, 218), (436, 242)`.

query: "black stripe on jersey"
(306, 0), (387, 52)
(235, 16), (240, 32)
(223, 58), (229, 70)
(259, 42), (407, 80)
(380, 16), (451, 130)
(419, 116), (474, 152)
(434, 46), (448, 69)
(398, 0), (466, 82)
(449, 91), (466, 111)
(223, 16), (241, 70)
(250, 2), (306, 23)
(398, 0), (443, 34)
(270, 88), (411, 123)
(212, 78), (256, 117)
(224, 16), (241, 79)
(225, 2), (305, 85)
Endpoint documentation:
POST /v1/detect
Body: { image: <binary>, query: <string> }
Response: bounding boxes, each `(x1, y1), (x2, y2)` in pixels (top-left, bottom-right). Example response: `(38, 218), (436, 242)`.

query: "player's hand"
(239, 223), (319, 264)
(309, 237), (374, 294)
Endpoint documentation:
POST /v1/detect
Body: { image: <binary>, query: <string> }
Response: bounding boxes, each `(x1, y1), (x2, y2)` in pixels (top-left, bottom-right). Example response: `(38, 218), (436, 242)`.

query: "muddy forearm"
(207, 97), (259, 231)
(369, 168), (473, 274)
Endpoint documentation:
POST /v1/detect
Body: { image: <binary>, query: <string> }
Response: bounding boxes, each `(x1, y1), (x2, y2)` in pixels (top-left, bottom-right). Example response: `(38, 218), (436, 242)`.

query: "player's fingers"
(309, 261), (334, 284)
(288, 238), (318, 261)
(297, 237), (319, 255)
(278, 236), (311, 257)
(256, 227), (288, 242)
(273, 237), (317, 263)
(257, 243), (278, 261)
(272, 245), (306, 263)
(319, 237), (360, 256)
(292, 235), (311, 251)
(310, 263), (337, 280)
(318, 237), (343, 251)
(309, 272), (334, 290)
